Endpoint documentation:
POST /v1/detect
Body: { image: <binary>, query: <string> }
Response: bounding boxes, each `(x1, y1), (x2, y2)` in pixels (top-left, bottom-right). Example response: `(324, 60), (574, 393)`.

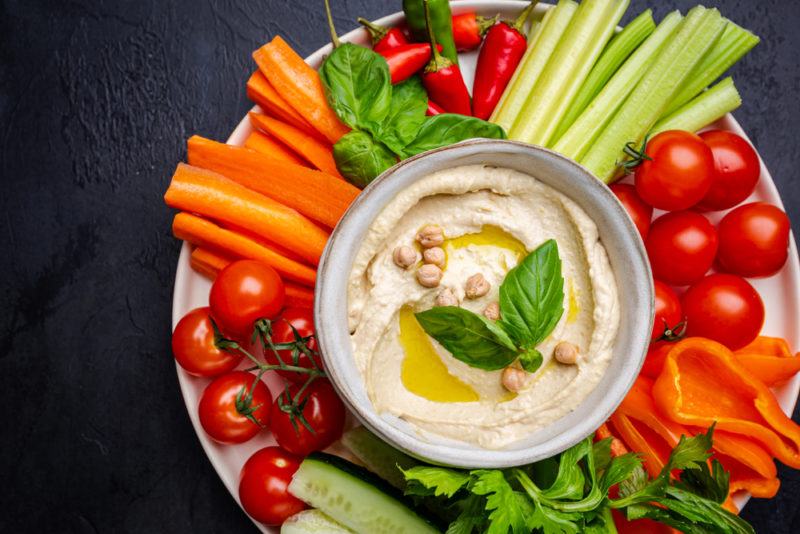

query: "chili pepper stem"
(423, 0), (451, 70)
(511, 1), (539, 33)
(477, 14), (500, 35)
(357, 17), (388, 41)
(324, 0), (342, 48)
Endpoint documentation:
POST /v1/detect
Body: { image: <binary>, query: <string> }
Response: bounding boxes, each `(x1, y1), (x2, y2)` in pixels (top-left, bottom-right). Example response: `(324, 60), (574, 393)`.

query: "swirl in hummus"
(347, 164), (620, 449)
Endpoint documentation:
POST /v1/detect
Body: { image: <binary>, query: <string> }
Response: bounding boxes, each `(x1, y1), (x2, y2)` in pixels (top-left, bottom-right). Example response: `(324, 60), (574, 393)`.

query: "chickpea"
(465, 273), (490, 299)
(416, 225), (444, 248)
(416, 264), (443, 288)
(554, 342), (579, 365)
(423, 247), (446, 268)
(483, 302), (500, 321)
(501, 366), (527, 393)
(435, 288), (458, 307)
(392, 246), (417, 270)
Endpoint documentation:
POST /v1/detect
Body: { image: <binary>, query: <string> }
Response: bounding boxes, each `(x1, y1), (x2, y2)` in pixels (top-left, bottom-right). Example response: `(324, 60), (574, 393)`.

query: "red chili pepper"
(452, 11), (499, 51)
(426, 100), (445, 116)
(420, 0), (471, 116)
(381, 44), (434, 84)
(472, 1), (538, 120)
(358, 17), (409, 53)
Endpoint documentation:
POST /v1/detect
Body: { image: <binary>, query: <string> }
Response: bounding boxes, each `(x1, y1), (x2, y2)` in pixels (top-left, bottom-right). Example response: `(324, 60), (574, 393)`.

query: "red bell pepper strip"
(358, 18), (409, 53)
(426, 99), (445, 116)
(420, 0), (471, 116)
(381, 44), (434, 84)
(472, 1), (538, 120)
(452, 11), (498, 51)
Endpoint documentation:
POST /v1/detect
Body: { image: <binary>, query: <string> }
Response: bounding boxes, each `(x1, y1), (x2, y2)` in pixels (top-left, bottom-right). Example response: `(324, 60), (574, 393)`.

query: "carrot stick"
(173, 212), (317, 286)
(249, 112), (344, 179)
(253, 36), (349, 144)
(190, 248), (224, 280)
(191, 247), (234, 274)
(285, 284), (315, 309)
(164, 163), (328, 266)
(246, 71), (319, 138)
(244, 131), (308, 167)
(187, 135), (358, 229)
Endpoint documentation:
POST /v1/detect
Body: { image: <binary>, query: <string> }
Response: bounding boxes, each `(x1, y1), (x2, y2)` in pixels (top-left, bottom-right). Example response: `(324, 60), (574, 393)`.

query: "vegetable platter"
(167, 1), (800, 533)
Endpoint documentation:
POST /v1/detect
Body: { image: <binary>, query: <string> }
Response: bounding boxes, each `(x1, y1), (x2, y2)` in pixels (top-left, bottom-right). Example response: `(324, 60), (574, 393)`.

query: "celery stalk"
(651, 77), (741, 135)
(663, 21), (759, 115)
(527, 19), (542, 40)
(552, 11), (682, 160)
(553, 9), (656, 142)
(490, 0), (579, 132)
(512, 0), (630, 147)
(580, 6), (727, 182)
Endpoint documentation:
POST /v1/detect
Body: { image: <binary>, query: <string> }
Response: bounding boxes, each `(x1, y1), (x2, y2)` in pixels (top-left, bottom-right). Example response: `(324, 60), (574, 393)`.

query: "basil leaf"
(319, 43), (391, 132)
(518, 348), (543, 373)
(415, 307), (518, 371)
(402, 114), (507, 157)
(377, 77), (428, 156)
(499, 239), (564, 349)
(333, 130), (397, 187)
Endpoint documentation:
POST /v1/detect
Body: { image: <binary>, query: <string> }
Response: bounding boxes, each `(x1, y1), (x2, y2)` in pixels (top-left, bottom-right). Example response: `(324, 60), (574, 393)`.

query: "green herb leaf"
(415, 306), (518, 371)
(617, 466), (649, 500)
(471, 470), (530, 534)
(519, 348), (544, 373)
(402, 465), (471, 498)
(402, 113), (507, 157)
(541, 437), (590, 501)
(676, 458), (730, 504)
(333, 130), (397, 187)
(601, 453), (644, 494)
(319, 43), (392, 131)
(377, 77), (428, 155)
(592, 438), (613, 474)
(499, 239), (565, 349)
(445, 494), (487, 534)
(663, 427), (714, 474)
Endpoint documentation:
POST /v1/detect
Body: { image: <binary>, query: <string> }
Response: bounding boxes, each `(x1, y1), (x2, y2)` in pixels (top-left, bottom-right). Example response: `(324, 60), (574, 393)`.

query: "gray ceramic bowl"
(315, 139), (653, 468)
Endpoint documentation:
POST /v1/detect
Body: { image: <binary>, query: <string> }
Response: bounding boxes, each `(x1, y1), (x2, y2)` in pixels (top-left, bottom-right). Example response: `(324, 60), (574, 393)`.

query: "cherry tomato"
(717, 202), (791, 278)
(239, 447), (306, 526)
(172, 307), (242, 377)
(640, 340), (675, 379)
(264, 308), (323, 383)
(209, 260), (285, 340)
(270, 379), (346, 456)
(652, 281), (682, 341)
(646, 211), (718, 286)
(634, 130), (714, 211)
(610, 183), (653, 240)
(682, 273), (764, 350)
(198, 371), (271, 444)
(697, 130), (760, 211)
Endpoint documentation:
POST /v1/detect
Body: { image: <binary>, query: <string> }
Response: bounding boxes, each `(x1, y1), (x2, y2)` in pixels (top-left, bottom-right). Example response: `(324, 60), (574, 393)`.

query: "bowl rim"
(314, 138), (654, 468)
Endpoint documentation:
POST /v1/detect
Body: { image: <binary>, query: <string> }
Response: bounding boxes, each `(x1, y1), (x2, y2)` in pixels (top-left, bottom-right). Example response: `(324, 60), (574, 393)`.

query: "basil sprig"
(415, 240), (564, 372)
(319, 44), (506, 186)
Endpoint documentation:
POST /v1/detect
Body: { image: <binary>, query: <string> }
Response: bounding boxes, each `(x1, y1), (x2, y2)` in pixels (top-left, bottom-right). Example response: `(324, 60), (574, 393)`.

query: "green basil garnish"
(402, 114), (508, 158)
(376, 77), (428, 155)
(332, 131), (397, 188)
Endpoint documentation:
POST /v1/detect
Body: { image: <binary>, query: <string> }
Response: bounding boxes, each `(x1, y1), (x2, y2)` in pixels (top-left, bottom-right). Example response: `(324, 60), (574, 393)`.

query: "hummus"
(347, 165), (620, 449)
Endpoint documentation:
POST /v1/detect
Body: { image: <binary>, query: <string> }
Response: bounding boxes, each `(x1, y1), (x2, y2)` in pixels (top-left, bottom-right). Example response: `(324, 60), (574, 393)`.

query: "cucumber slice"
(288, 452), (439, 534)
(281, 510), (353, 534)
(341, 426), (419, 490)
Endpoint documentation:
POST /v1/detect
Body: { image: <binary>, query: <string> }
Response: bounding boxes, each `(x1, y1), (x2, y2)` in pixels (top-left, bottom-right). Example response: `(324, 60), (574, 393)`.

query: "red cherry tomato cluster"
(170, 259), (346, 526)
(612, 130), (792, 363)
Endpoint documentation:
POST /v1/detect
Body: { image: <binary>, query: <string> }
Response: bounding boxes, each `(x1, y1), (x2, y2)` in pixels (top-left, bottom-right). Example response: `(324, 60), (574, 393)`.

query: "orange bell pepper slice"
(653, 337), (800, 469)
(733, 336), (800, 387)
(707, 429), (780, 498)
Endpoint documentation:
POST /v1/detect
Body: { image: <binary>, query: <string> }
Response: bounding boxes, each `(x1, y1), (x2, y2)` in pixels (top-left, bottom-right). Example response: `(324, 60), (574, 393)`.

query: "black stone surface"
(1, 1), (799, 532)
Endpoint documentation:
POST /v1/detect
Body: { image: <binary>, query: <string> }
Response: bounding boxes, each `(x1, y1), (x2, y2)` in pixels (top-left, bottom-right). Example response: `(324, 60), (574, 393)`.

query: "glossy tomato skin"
(270, 379), (346, 456)
(641, 340), (675, 379)
(172, 307), (242, 377)
(682, 273), (764, 350)
(265, 308), (323, 383)
(717, 202), (790, 278)
(610, 183), (653, 240)
(634, 130), (714, 211)
(198, 371), (271, 444)
(646, 211), (718, 286)
(651, 281), (682, 341)
(697, 130), (760, 211)
(239, 447), (307, 526)
(209, 260), (285, 340)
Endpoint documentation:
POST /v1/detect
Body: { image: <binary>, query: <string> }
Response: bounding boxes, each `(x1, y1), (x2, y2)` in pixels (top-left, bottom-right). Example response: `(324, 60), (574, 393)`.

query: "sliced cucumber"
(281, 509), (353, 534)
(341, 426), (419, 491)
(288, 452), (439, 534)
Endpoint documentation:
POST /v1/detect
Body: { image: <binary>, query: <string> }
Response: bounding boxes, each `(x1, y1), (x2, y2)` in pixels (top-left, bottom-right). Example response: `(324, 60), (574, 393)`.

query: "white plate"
(170, 2), (800, 531)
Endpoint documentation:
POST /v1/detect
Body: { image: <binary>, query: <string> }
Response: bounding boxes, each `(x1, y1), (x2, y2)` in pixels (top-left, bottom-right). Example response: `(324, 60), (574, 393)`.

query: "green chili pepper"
(402, 0), (459, 65)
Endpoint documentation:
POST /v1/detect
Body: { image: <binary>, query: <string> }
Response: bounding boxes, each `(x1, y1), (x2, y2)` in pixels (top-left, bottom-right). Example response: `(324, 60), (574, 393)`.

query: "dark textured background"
(1, 0), (799, 532)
